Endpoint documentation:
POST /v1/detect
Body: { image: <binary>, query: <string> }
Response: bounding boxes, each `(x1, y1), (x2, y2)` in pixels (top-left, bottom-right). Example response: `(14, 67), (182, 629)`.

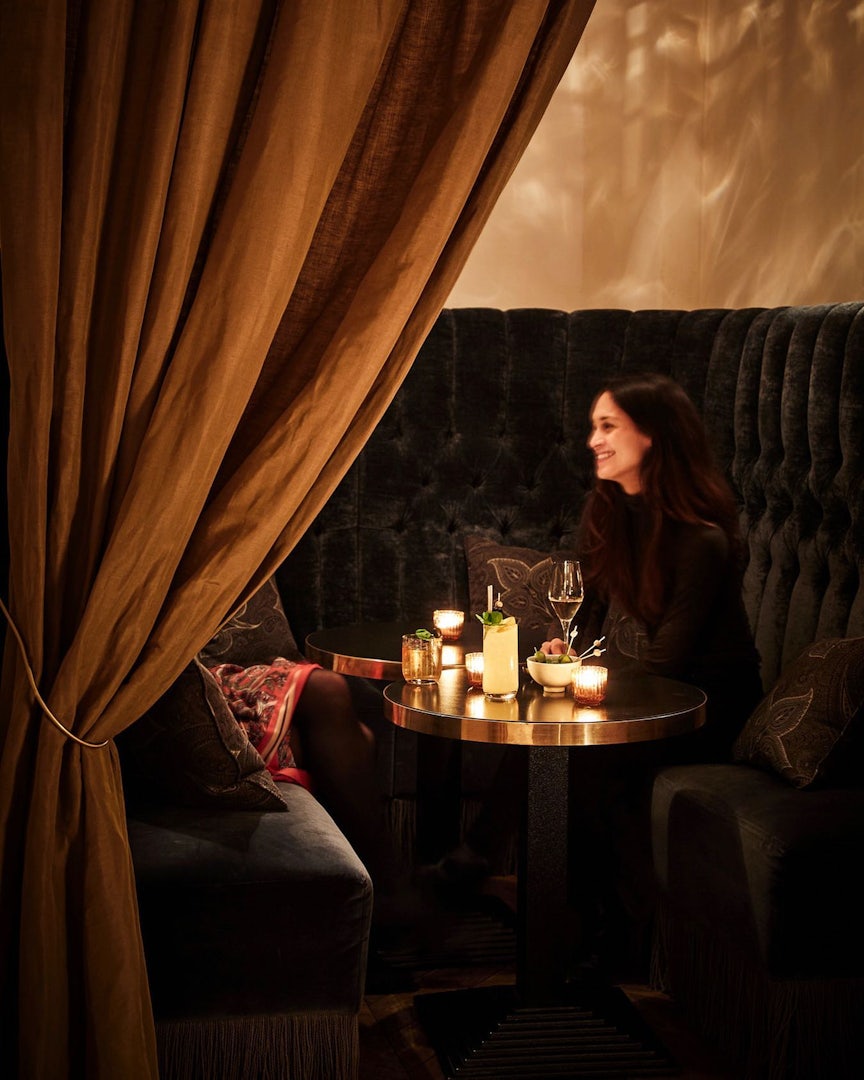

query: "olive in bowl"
(526, 652), (579, 693)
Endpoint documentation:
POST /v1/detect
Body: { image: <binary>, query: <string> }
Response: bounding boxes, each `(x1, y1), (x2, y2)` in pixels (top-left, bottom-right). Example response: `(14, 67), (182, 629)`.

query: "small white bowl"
(526, 656), (580, 693)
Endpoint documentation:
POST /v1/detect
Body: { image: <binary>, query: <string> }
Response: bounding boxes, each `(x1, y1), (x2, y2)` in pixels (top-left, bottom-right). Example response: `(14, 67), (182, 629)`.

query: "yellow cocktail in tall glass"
(482, 616), (519, 701)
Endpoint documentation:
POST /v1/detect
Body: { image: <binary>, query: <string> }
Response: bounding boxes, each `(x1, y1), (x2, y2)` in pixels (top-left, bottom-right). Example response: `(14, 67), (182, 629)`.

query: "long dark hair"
(581, 372), (741, 626)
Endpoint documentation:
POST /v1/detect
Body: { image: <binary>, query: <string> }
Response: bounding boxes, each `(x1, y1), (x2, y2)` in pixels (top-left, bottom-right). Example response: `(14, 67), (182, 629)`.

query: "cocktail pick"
(576, 636), (606, 661)
(565, 624), (579, 656)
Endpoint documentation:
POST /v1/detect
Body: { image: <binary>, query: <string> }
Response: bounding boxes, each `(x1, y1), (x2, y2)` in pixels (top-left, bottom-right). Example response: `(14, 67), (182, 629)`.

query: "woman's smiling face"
(588, 391), (653, 494)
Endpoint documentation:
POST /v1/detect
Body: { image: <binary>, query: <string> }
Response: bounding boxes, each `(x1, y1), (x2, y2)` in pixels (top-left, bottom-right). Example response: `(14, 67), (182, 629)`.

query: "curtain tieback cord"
(0, 597), (109, 749)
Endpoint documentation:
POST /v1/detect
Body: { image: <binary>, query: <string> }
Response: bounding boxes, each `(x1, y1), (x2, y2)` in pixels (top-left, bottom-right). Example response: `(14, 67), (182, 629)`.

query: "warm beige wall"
(448, 0), (864, 311)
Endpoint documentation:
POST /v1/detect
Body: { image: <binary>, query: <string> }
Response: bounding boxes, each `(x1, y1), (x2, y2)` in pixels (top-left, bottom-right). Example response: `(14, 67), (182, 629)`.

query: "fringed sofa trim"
(155, 1011), (359, 1080)
(652, 898), (864, 1080)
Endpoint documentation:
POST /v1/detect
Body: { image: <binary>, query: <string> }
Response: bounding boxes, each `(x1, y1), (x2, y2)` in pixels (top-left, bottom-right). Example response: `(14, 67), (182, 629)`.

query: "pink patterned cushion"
(209, 658), (318, 789)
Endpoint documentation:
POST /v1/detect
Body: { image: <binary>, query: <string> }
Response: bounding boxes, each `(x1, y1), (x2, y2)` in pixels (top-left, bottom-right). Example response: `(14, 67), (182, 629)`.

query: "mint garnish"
(476, 610), (503, 626)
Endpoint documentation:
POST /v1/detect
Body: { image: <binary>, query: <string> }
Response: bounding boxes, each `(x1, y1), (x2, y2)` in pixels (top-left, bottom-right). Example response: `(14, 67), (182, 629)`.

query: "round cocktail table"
(384, 667), (705, 997)
(384, 666), (706, 1076)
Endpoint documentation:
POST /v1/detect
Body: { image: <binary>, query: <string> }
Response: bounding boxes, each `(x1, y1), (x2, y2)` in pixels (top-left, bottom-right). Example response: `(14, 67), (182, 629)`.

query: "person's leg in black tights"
(420, 745), (525, 888)
(289, 668), (414, 924)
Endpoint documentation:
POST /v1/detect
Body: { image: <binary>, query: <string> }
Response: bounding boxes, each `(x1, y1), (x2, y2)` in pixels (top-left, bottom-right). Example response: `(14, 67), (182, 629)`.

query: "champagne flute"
(547, 559), (584, 655)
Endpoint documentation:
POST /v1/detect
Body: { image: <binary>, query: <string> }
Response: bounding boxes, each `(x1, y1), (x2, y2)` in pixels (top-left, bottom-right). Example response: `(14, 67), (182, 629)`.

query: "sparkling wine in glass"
(548, 559), (584, 653)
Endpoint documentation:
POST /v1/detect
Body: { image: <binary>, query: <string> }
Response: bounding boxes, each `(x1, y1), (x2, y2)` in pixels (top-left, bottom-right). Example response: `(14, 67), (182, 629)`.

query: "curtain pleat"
(0, 1), (595, 1076)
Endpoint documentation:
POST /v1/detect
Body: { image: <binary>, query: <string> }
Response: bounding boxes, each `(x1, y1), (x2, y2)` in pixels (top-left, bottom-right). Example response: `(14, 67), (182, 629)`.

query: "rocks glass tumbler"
(401, 632), (443, 684)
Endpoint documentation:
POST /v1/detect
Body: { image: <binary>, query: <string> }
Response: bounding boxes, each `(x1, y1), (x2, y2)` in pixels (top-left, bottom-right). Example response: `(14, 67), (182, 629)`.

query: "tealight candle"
(572, 664), (608, 705)
(464, 652), (484, 688)
(433, 609), (465, 641)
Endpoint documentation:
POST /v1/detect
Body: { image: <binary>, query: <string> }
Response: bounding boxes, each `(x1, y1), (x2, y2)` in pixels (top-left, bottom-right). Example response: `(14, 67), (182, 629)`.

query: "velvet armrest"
(128, 782), (373, 1018)
(652, 763), (864, 978)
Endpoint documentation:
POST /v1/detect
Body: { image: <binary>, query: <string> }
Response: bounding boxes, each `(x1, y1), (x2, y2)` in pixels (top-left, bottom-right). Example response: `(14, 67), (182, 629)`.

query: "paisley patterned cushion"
(209, 658), (317, 789)
(733, 637), (864, 788)
(199, 577), (302, 666)
(464, 535), (577, 651)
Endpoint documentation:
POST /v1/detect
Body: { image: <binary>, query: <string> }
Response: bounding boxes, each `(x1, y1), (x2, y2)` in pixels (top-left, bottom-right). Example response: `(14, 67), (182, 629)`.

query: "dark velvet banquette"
(125, 302), (864, 1080)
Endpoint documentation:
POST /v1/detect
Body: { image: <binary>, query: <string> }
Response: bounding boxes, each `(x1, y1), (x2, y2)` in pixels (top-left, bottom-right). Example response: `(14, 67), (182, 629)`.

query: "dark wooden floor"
(358, 878), (736, 1080)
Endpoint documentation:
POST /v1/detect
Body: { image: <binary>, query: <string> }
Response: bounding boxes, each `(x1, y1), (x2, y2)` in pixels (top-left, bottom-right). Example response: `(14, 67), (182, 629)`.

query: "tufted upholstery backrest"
(277, 303), (864, 691)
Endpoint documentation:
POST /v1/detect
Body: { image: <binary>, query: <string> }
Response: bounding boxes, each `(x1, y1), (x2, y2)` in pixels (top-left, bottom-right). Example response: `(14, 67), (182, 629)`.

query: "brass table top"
(384, 667), (706, 747)
(305, 620), (483, 680)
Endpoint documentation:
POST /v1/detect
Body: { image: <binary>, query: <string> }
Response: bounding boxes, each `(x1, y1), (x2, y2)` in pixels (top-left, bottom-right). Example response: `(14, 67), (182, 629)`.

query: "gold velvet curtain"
(0, 1), (594, 1076)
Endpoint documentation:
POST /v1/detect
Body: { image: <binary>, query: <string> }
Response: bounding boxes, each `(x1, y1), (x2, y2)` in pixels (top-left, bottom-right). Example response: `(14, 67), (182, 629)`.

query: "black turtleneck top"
(599, 495), (762, 756)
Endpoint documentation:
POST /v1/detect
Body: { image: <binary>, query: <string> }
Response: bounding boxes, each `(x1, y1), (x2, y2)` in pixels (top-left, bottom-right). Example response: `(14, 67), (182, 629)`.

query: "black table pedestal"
(519, 745), (570, 1003)
(415, 983), (678, 1078)
(413, 746), (679, 1077)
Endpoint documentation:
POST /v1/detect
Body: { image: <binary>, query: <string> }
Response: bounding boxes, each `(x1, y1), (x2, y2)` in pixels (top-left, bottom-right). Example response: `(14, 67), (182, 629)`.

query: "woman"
(548, 371), (762, 754)
(434, 374), (763, 978)
(548, 372), (762, 975)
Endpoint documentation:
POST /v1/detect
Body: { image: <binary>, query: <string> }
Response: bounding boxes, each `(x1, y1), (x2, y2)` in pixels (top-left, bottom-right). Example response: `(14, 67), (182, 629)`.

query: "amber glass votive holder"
(433, 609), (465, 641)
(464, 652), (484, 688)
(572, 664), (608, 705)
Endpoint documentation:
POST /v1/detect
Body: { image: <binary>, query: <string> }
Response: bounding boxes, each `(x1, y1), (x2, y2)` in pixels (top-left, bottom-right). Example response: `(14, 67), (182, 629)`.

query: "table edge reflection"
(383, 668), (706, 747)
